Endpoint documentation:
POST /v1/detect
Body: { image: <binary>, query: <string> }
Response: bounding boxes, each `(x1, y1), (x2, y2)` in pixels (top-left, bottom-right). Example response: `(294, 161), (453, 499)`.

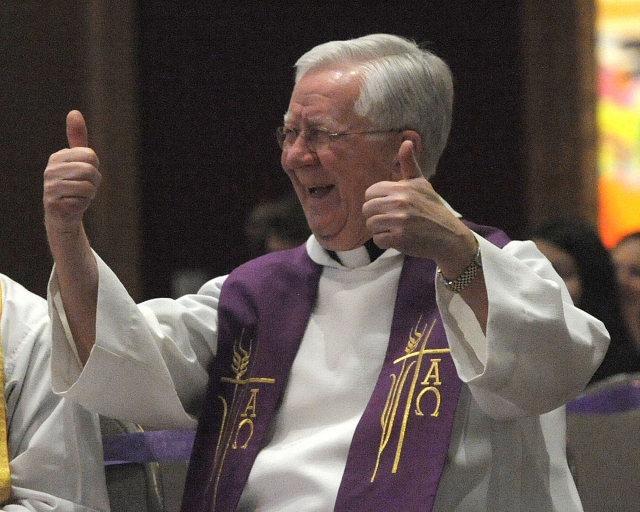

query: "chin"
(314, 231), (368, 252)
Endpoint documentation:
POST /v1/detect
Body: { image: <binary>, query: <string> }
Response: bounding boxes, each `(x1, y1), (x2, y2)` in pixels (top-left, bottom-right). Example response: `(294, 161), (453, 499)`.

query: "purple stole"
(181, 222), (510, 511)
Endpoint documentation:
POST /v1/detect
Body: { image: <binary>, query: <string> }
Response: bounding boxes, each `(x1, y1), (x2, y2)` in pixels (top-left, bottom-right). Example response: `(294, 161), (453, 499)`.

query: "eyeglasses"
(275, 126), (399, 153)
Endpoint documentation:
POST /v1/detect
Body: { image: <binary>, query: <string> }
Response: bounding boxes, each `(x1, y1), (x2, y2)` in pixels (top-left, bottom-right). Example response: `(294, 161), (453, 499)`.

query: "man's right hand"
(43, 110), (101, 365)
(43, 110), (101, 235)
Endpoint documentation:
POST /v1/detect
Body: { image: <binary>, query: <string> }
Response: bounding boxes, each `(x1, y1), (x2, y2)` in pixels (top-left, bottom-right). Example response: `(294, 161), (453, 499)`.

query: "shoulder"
(228, 245), (314, 280)
(0, 274), (48, 336)
(0, 274), (49, 377)
(220, 245), (321, 302)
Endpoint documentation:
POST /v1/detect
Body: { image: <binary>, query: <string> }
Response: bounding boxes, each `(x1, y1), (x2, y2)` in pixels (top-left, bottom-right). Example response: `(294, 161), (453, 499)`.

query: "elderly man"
(44, 34), (608, 511)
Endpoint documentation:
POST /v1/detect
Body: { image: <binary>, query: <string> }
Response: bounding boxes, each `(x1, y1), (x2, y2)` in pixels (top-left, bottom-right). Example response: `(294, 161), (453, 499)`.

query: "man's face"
(281, 66), (402, 251)
(613, 238), (640, 305)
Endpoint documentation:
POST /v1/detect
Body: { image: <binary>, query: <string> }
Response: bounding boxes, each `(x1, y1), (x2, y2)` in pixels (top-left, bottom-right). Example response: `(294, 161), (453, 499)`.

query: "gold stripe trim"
(0, 282), (12, 503)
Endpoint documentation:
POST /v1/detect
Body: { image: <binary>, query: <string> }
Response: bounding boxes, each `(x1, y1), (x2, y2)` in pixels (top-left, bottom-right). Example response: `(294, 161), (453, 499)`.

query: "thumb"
(398, 140), (423, 180)
(66, 110), (88, 148)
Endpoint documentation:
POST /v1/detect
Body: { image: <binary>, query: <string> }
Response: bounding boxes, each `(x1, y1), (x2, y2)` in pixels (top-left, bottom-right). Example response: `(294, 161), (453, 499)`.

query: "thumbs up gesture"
(363, 139), (476, 268)
(43, 110), (101, 234)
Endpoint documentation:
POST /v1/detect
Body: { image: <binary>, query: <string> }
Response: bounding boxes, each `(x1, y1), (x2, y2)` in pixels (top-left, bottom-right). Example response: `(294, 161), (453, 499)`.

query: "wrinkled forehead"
(284, 66), (365, 126)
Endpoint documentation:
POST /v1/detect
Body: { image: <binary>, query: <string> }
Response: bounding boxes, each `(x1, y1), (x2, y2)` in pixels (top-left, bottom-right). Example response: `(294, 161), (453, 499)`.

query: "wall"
(1, 2), (597, 300)
(136, 1), (527, 298)
(0, 0), (141, 298)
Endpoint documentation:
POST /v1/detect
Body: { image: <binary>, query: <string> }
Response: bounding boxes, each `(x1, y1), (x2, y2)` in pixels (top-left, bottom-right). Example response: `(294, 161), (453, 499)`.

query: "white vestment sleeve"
(49, 252), (222, 430)
(437, 235), (610, 419)
(2, 274), (109, 511)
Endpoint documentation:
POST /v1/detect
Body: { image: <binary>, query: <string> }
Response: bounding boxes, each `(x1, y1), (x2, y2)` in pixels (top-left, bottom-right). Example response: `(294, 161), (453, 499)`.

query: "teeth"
(309, 185), (334, 197)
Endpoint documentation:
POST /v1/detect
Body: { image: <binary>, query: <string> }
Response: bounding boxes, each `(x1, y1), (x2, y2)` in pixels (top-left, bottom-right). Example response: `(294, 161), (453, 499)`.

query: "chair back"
(101, 418), (193, 511)
(566, 373), (640, 512)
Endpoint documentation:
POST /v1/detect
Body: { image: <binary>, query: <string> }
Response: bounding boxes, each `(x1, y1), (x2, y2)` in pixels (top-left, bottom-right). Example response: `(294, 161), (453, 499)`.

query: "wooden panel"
(0, 0), (141, 299)
(520, 0), (599, 229)
(0, 1), (85, 296)
(82, 0), (142, 300)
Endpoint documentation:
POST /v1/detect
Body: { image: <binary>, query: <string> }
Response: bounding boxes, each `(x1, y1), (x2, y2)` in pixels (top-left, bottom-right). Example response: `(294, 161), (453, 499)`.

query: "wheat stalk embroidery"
(371, 317), (443, 481)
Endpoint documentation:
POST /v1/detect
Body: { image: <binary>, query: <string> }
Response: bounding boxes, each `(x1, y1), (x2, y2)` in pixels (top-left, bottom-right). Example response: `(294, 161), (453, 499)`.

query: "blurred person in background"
(245, 192), (311, 257)
(531, 220), (640, 384)
(612, 231), (640, 355)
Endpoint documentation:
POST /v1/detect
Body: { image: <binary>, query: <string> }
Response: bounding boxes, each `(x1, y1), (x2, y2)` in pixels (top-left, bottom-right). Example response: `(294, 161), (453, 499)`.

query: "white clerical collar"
(332, 245), (372, 268)
(306, 236), (400, 269)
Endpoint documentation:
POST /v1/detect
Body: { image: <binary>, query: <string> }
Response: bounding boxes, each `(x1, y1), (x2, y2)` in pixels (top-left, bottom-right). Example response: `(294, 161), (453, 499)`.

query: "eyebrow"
(282, 113), (338, 128)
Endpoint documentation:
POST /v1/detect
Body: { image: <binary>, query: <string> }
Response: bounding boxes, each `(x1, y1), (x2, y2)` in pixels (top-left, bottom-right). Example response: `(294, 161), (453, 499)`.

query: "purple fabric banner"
(103, 429), (195, 466)
(567, 382), (640, 414)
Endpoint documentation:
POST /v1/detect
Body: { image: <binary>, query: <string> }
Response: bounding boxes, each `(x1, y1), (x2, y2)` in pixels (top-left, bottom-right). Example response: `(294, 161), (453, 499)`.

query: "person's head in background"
(612, 231), (640, 308)
(245, 193), (311, 256)
(530, 220), (616, 311)
(530, 220), (639, 382)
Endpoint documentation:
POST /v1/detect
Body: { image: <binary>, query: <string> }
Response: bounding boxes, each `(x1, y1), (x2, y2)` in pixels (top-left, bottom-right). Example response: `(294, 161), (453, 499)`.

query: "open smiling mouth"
(309, 185), (335, 198)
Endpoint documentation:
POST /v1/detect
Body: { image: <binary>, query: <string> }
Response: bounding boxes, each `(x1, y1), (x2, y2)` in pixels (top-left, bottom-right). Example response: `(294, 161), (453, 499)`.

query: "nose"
(281, 134), (317, 168)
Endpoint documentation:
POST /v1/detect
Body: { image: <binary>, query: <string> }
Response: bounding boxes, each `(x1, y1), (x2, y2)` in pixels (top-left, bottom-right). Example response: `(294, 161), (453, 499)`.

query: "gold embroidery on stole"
(371, 317), (450, 482)
(0, 282), (11, 503)
(210, 331), (275, 509)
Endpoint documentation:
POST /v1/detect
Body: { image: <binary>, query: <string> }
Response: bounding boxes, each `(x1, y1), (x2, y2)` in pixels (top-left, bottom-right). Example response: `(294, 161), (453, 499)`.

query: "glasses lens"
(308, 128), (338, 152)
(276, 127), (301, 149)
(276, 127), (330, 152)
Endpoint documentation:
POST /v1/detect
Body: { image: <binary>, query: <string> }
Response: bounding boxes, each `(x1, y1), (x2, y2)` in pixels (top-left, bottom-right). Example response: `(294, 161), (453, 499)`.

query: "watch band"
(437, 244), (482, 293)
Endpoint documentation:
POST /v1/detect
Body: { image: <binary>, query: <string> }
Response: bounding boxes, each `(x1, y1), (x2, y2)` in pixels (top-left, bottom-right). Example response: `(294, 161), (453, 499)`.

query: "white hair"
(294, 34), (453, 178)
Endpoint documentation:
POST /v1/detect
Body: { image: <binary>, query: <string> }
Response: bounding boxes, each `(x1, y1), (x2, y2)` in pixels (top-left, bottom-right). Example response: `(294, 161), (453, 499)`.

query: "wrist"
(437, 241), (482, 293)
